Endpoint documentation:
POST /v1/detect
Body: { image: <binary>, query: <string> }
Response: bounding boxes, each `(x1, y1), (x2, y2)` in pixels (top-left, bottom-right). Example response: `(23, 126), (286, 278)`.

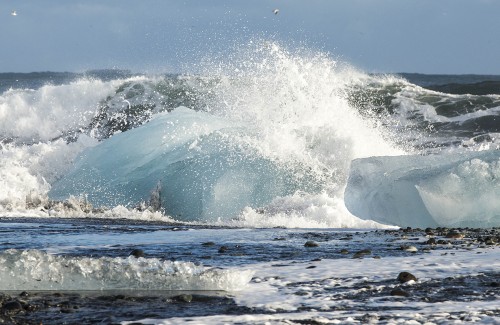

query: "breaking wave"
(1, 41), (499, 228)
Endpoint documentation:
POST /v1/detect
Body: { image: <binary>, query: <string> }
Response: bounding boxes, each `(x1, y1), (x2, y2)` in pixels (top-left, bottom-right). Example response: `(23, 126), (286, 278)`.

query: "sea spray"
(0, 78), (122, 143)
(49, 42), (402, 226)
(3, 42), (499, 227)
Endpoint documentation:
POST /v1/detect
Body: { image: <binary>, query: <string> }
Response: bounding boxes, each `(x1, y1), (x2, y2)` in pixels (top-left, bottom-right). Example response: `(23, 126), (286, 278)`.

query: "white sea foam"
(126, 243), (500, 324)
(0, 78), (125, 142)
(0, 137), (96, 211)
(218, 192), (393, 229)
(0, 249), (253, 291)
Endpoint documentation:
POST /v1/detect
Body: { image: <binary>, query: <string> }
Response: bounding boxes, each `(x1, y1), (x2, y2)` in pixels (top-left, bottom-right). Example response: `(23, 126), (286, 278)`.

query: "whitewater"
(1, 42), (499, 323)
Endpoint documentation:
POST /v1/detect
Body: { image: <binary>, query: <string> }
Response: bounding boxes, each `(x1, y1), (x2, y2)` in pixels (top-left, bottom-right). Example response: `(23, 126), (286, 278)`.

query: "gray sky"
(1, 0), (499, 74)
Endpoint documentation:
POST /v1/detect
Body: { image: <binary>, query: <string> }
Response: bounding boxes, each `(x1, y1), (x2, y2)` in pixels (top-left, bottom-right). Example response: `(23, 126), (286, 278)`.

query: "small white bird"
(273, 9), (279, 15)
(11, 11), (17, 16)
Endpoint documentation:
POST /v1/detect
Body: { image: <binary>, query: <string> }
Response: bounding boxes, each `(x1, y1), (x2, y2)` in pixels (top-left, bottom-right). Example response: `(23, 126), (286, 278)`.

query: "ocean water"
(1, 42), (499, 323)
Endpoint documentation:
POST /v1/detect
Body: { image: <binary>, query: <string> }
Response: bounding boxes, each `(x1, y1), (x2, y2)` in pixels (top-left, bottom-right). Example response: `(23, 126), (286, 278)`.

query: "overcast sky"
(1, 1), (499, 74)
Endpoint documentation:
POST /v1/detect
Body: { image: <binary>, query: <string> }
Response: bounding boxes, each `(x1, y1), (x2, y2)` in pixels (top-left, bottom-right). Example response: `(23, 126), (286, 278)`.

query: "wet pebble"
(129, 249), (144, 258)
(401, 245), (418, 252)
(446, 231), (464, 239)
(304, 241), (319, 247)
(201, 241), (215, 246)
(485, 237), (497, 245)
(426, 238), (437, 245)
(353, 249), (371, 258)
(172, 294), (192, 303)
(397, 272), (417, 283)
(390, 288), (410, 297)
(1, 300), (23, 314)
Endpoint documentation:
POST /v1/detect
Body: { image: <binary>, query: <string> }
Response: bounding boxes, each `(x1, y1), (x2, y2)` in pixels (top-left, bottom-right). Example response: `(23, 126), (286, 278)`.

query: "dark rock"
(130, 249), (145, 258)
(361, 313), (380, 322)
(400, 245), (418, 252)
(172, 294), (192, 303)
(218, 246), (228, 253)
(19, 291), (29, 298)
(353, 249), (372, 258)
(23, 303), (39, 312)
(446, 231), (464, 239)
(390, 288), (410, 297)
(1, 300), (23, 314)
(340, 249), (349, 254)
(485, 237), (497, 245)
(201, 241), (215, 246)
(426, 238), (437, 245)
(397, 272), (417, 283)
(425, 227), (435, 235)
(304, 241), (319, 247)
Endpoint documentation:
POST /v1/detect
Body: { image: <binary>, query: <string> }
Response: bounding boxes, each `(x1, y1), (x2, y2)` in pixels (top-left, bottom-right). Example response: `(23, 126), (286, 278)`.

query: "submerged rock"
(390, 288), (410, 297)
(129, 249), (145, 258)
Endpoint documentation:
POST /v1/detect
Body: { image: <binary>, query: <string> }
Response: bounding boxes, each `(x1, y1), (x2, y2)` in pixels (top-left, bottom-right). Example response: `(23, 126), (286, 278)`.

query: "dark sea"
(0, 43), (498, 324)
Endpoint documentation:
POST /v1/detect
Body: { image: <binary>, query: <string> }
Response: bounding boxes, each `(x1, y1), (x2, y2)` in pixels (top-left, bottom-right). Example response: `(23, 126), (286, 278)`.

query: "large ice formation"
(49, 107), (321, 221)
(345, 150), (500, 228)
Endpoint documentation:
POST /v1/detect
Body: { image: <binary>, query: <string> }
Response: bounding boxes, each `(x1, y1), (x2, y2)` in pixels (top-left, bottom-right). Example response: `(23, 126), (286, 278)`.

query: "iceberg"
(49, 107), (321, 221)
(344, 150), (500, 228)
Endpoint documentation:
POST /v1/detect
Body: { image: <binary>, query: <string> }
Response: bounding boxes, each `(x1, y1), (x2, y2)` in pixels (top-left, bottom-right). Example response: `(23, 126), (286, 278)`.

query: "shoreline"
(0, 220), (498, 324)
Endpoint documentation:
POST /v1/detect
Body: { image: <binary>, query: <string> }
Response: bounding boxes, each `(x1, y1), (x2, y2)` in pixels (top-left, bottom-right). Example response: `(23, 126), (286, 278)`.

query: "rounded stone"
(173, 294), (192, 303)
(400, 245), (418, 252)
(201, 241), (215, 246)
(304, 241), (319, 247)
(2, 300), (23, 314)
(446, 231), (464, 239)
(129, 249), (145, 258)
(390, 288), (409, 297)
(397, 271), (417, 283)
